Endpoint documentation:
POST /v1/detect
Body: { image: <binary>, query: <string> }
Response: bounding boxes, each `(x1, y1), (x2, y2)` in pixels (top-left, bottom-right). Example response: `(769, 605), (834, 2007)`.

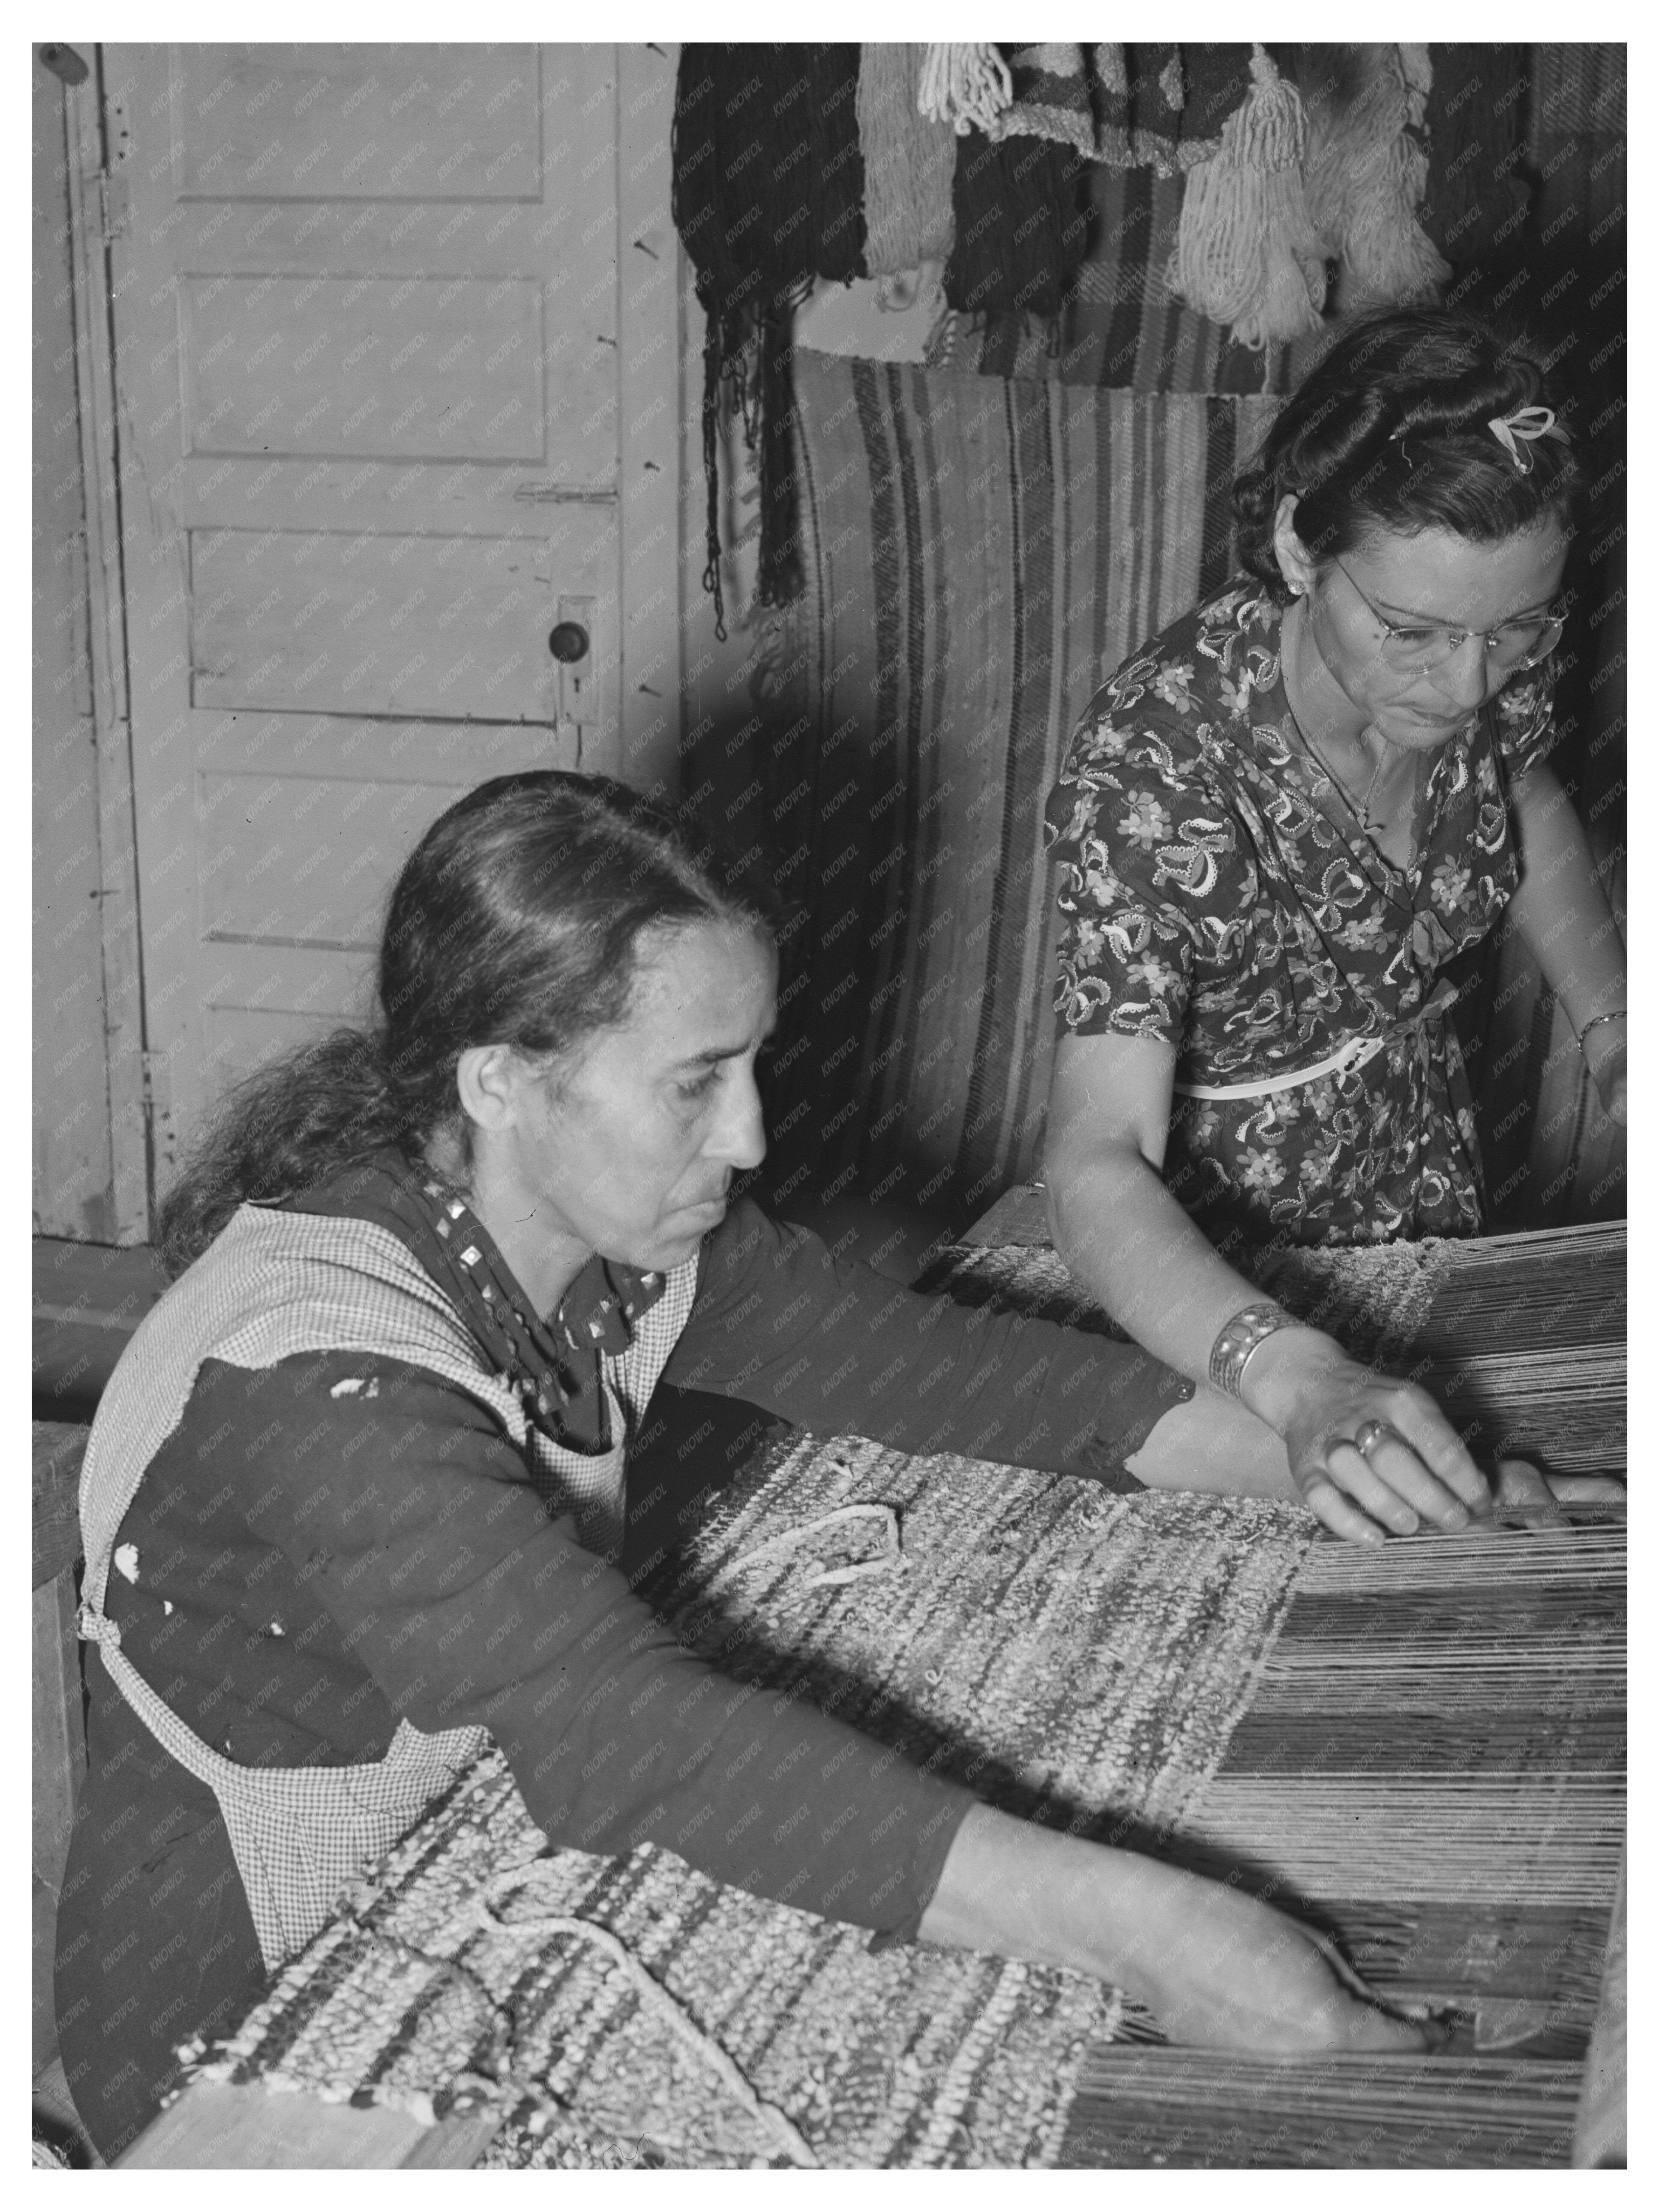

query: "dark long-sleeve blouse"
(99, 1190), (1190, 1935)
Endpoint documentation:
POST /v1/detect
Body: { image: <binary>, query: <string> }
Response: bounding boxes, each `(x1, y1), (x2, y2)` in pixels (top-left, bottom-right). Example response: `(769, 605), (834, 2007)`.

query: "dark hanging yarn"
(672, 45), (867, 633)
(1418, 43), (1532, 266)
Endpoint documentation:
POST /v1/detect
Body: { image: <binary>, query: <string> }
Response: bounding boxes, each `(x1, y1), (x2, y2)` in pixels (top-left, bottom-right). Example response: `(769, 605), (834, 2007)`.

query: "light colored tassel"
(1304, 45), (1448, 313)
(1170, 45), (1326, 348)
(918, 43), (1012, 138)
(860, 44), (955, 275)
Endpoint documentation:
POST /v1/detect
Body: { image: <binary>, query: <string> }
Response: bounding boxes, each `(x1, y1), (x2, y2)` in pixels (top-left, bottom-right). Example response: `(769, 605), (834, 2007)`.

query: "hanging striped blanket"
(763, 351), (1279, 1223)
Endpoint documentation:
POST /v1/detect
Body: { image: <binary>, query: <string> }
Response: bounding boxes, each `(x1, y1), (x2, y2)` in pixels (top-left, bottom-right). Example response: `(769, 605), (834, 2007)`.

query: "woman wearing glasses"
(1041, 307), (1626, 1546)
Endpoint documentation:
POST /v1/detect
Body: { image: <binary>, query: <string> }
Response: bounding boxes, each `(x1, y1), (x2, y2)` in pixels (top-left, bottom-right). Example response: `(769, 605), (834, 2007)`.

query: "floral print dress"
(1043, 579), (1556, 1247)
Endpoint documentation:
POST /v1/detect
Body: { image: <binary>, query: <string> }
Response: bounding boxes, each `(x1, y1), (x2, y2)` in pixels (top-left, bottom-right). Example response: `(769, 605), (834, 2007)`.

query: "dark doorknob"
(548, 621), (589, 663)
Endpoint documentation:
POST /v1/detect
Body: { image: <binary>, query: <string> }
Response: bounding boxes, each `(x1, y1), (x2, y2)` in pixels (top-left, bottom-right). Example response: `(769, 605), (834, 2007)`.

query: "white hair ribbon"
(1486, 405), (1563, 475)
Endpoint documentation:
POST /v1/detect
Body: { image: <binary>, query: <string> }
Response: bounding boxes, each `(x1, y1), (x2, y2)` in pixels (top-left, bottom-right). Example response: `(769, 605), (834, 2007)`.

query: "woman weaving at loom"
(62, 771), (1439, 2163)
(1043, 307), (1627, 1549)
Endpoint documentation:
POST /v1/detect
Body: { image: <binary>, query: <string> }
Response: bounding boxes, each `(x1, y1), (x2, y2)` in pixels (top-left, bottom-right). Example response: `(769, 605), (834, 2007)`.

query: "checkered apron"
(77, 1204), (698, 1971)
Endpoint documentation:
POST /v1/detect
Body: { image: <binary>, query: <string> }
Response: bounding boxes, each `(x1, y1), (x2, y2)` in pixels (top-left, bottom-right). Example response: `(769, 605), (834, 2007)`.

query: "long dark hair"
(157, 773), (784, 1275)
(1234, 306), (1579, 602)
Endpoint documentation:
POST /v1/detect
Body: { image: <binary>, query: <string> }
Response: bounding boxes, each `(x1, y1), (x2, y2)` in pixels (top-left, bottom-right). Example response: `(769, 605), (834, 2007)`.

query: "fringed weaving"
(923, 1207), (1626, 1477)
(672, 44), (867, 628)
(758, 351), (1279, 1225)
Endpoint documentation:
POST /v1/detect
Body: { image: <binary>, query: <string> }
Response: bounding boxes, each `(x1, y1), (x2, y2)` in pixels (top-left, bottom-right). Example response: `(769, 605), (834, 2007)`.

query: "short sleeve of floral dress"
(1043, 581), (1556, 1249)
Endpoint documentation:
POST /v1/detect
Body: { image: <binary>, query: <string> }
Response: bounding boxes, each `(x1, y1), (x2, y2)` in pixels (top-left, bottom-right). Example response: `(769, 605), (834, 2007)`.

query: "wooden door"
(99, 42), (678, 1185)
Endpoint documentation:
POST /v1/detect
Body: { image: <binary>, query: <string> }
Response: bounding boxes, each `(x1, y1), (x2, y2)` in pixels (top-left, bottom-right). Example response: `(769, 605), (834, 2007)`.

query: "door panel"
(179, 273), (565, 464)
(167, 44), (546, 202)
(189, 523), (598, 722)
(100, 41), (675, 1178)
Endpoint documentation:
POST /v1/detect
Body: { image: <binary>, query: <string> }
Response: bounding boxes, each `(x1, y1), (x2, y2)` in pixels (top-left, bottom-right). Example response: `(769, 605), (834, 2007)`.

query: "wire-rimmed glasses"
(1329, 557), (1566, 674)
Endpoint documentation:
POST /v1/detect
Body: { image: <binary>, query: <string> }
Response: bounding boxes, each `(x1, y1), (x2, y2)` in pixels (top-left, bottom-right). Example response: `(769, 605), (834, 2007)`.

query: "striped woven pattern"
(1059, 1517), (1625, 2167)
(182, 1749), (1123, 2168)
(926, 1211), (1627, 1475)
(766, 352), (1279, 1221)
(653, 1436), (1311, 1833)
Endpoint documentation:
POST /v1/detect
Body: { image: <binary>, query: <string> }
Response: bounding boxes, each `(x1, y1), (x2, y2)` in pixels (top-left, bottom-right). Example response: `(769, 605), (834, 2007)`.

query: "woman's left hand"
(1476, 1458), (1627, 1529)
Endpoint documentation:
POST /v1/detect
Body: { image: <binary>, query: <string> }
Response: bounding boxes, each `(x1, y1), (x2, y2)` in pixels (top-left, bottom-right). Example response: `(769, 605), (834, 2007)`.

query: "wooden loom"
(123, 1219), (1625, 2168)
(943, 1206), (1628, 2167)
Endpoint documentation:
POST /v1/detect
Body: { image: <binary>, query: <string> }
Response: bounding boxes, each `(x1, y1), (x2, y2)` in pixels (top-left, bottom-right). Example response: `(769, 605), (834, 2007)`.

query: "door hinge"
(95, 168), (130, 245)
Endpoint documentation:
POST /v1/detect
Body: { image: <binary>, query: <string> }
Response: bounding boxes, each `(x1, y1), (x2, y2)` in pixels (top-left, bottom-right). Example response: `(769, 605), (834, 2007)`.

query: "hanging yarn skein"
(1301, 44), (1448, 315)
(918, 43), (1012, 137)
(1170, 44), (1326, 349)
(858, 43), (957, 282)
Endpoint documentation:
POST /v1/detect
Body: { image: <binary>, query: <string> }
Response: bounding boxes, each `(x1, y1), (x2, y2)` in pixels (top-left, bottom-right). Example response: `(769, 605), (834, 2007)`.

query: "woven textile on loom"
(177, 1339), (1623, 2164)
(760, 351), (1278, 1220)
(930, 1197), (1626, 1477)
(176, 1475), (1311, 2166)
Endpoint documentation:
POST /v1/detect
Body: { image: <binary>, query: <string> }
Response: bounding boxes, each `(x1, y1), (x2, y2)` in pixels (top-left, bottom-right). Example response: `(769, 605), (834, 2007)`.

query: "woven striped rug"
(176, 1468), (1315, 2167)
(182, 1749), (1122, 2170)
(764, 353), (1280, 1223)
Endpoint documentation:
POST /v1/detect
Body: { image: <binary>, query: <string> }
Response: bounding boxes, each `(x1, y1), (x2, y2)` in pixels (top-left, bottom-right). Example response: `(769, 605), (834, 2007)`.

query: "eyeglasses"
(1329, 558), (1566, 674)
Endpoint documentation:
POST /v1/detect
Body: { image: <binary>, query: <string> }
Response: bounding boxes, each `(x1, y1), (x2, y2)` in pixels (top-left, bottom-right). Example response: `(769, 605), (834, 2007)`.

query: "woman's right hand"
(920, 1805), (1423, 2054)
(1240, 1327), (1490, 1545)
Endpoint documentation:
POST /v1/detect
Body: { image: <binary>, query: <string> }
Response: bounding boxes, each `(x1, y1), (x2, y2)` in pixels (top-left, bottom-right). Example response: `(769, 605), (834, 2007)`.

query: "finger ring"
(1352, 1418), (1392, 1458)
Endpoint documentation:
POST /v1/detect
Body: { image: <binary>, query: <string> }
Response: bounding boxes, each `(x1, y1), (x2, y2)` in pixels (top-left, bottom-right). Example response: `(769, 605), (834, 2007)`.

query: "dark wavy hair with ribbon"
(1233, 305), (1580, 603)
(157, 774), (785, 1275)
